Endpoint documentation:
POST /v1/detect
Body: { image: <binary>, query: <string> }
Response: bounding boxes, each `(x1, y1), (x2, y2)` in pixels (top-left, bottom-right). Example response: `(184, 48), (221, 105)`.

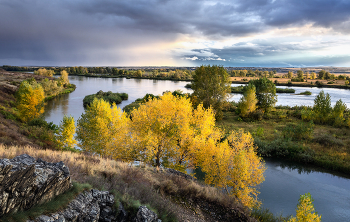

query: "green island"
(83, 90), (128, 107)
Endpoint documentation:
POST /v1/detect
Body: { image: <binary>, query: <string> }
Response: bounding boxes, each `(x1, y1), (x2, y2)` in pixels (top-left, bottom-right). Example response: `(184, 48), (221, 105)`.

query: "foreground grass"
(1, 182), (92, 222)
(0, 145), (249, 221)
(218, 108), (350, 175)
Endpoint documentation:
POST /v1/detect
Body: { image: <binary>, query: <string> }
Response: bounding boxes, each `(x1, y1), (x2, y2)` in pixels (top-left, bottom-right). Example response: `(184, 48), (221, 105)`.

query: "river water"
(43, 76), (350, 221)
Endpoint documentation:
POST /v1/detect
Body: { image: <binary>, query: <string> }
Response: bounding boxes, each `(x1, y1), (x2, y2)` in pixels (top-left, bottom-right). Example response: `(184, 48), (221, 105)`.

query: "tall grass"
(0, 145), (248, 221)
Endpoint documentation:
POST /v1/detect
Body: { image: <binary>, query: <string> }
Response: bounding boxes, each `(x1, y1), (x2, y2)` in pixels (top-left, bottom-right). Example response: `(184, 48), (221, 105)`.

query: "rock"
(116, 202), (127, 222)
(29, 189), (117, 222)
(0, 154), (72, 216)
(133, 206), (161, 222)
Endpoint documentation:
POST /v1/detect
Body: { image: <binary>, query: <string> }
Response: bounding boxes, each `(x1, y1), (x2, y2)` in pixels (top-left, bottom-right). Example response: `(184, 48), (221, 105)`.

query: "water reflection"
(260, 159), (350, 222)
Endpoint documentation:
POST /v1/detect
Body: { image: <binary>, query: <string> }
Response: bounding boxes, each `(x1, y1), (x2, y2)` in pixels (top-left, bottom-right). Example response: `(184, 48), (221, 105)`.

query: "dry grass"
(0, 144), (251, 222)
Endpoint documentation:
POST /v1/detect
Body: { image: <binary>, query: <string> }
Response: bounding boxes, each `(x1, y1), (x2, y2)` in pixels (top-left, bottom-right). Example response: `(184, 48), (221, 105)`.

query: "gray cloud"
(0, 0), (349, 66)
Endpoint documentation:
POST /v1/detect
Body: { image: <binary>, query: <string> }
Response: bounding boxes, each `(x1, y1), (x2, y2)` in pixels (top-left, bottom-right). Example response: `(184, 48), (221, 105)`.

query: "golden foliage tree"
(76, 98), (130, 156)
(195, 129), (266, 208)
(34, 68), (54, 77)
(238, 83), (258, 117)
(40, 78), (62, 97)
(60, 70), (69, 85)
(288, 193), (321, 222)
(129, 92), (217, 170)
(16, 79), (45, 122)
(57, 115), (77, 150)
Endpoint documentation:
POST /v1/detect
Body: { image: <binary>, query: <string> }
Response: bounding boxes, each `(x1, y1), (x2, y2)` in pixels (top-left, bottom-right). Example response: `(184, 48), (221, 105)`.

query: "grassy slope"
(0, 70), (255, 222)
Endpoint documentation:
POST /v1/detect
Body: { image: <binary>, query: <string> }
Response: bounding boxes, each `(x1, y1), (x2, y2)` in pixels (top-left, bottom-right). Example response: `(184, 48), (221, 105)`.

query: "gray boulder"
(134, 206), (161, 222)
(28, 189), (116, 222)
(0, 154), (72, 216)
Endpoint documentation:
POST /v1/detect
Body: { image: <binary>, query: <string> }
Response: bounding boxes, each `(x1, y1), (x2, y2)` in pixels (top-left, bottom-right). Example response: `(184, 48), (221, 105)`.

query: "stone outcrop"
(28, 190), (162, 222)
(28, 189), (116, 222)
(133, 206), (161, 222)
(0, 154), (71, 216)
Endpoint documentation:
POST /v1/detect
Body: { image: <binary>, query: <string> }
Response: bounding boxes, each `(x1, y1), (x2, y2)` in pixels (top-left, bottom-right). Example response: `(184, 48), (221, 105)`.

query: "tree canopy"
(248, 77), (277, 112)
(191, 65), (231, 120)
(16, 79), (45, 122)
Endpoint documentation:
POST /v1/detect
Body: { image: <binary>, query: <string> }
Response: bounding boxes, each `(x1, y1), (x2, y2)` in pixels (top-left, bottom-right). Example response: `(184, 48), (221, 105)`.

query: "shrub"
(276, 88), (295, 93)
(299, 91), (312, 95)
(314, 134), (344, 147)
(282, 121), (314, 141)
(315, 81), (323, 87)
(301, 108), (314, 121)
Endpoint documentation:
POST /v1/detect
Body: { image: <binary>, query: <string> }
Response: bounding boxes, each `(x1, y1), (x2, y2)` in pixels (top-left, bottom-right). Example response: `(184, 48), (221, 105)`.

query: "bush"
(314, 134), (345, 147)
(327, 81), (334, 84)
(28, 118), (58, 132)
(315, 81), (323, 87)
(282, 121), (314, 141)
(291, 78), (304, 82)
(299, 91), (312, 95)
(301, 108), (314, 121)
(276, 88), (295, 93)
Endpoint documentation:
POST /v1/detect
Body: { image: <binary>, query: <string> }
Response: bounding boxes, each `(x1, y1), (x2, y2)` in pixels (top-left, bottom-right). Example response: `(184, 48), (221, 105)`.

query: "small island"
(83, 90), (128, 107)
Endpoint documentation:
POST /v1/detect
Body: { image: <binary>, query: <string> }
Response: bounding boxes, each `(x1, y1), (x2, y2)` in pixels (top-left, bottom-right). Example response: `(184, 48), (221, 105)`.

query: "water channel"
(44, 76), (350, 221)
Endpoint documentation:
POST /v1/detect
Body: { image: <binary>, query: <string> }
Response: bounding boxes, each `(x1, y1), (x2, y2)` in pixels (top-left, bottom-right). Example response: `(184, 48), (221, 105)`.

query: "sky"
(1, 0), (350, 67)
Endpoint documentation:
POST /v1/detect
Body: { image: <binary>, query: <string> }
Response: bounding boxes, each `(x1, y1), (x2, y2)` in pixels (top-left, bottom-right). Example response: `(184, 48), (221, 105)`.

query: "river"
(43, 76), (350, 221)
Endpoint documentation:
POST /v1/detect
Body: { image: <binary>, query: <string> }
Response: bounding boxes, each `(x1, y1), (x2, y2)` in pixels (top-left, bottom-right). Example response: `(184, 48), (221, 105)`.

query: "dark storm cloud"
(0, 0), (350, 65)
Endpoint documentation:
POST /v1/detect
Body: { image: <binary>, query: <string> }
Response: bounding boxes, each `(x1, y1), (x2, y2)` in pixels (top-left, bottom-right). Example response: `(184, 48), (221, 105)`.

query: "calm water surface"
(259, 159), (350, 221)
(44, 76), (350, 222)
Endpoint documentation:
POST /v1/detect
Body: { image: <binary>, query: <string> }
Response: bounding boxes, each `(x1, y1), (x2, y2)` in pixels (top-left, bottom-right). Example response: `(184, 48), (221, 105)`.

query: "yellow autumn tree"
(195, 129), (266, 208)
(288, 193), (321, 222)
(76, 98), (130, 156)
(238, 83), (258, 117)
(129, 92), (217, 171)
(60, 70), (69, 85)
(56, 115), (77, 150)
(34, 68), (54, 77)
(16, 79), (45, 122)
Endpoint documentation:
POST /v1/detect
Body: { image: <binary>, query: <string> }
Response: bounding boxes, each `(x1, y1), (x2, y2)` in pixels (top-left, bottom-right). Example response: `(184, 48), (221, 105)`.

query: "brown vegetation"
(0, 144), (254, 221)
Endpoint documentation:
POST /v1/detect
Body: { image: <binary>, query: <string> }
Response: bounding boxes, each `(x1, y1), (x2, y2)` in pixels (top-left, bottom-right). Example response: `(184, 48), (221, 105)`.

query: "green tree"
(332, 99), (347, 126)
(297, 70), (304, 79)
(313, 90), (331, 124)
(288, 193), (321, 222)
(248, 77), (277, 112)
(318, 70), (326, 79)
(16, 79), (45, 122)
(238, 83), (258, 117)
(191, 65), (231, 120)
(56, 115), (77, 150)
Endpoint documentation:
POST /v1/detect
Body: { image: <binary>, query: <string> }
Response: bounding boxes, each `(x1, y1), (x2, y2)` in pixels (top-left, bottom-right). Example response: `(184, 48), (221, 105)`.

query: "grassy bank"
(218, 105), (350, 175)
(0, 144), (251, 221)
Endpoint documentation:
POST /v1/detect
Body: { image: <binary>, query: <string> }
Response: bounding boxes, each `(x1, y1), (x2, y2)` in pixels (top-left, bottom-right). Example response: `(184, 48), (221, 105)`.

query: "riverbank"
(230, 76), (350, 90)
(0, 71), (256, 222)
(218, 105), (350, 176)
(0, 69), (76, 149)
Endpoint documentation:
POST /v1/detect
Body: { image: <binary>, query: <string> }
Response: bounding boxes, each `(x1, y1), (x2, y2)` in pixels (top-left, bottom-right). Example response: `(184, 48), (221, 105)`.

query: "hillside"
(0, 70), (255, 222)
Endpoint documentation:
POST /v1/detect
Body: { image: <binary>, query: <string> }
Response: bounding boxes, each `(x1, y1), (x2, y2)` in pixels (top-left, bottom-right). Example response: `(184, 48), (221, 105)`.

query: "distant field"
(230, 76), (348, 86)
